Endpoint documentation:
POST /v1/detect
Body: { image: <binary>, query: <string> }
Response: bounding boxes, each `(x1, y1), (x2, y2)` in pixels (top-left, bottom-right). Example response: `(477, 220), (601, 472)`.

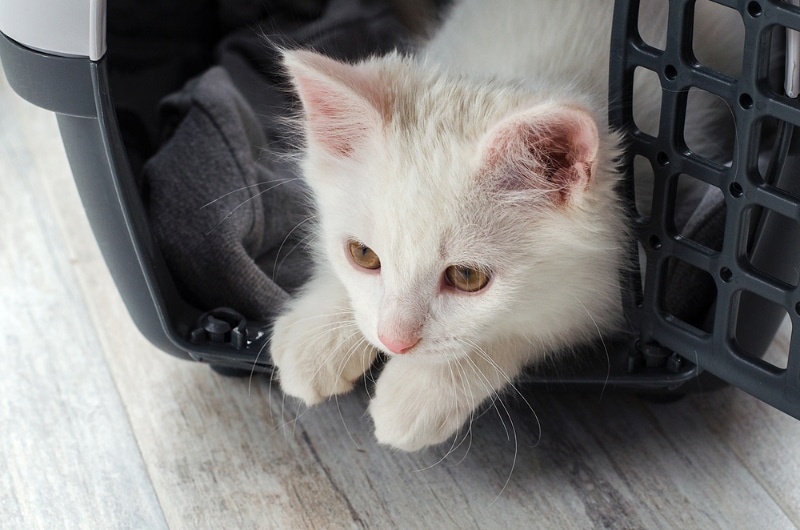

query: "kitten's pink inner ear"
(483, 106), (600, 204)
(283, 50), (386, 158)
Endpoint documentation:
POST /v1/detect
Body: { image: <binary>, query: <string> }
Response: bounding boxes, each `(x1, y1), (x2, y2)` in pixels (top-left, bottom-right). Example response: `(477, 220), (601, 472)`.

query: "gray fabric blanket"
(141, 0), (408, 322)
(143, 66), (309, 321)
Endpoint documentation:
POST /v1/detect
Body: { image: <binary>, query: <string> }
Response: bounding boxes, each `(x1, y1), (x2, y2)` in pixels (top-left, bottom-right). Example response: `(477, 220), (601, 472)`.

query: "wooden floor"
(2, 66), (800, 530)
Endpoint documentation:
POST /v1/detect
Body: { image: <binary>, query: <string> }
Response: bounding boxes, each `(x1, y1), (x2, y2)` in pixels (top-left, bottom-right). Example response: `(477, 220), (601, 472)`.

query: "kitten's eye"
(444, 265), (491, 292)
(347, 239), (381, 270)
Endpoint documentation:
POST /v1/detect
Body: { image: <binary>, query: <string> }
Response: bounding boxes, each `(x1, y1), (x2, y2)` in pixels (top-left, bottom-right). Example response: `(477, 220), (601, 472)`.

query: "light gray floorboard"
(3, 57), (800, 529)
(0, 71), (167, 528)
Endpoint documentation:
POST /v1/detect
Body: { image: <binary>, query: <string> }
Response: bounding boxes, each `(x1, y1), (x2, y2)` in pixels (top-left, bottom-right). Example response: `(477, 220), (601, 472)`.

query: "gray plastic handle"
(0, 0), (105, 60)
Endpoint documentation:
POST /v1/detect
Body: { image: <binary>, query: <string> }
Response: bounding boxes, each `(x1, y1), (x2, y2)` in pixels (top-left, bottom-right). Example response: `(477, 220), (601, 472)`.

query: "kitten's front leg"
(369, 344), (527, 451)
(270, 267), (377, 405)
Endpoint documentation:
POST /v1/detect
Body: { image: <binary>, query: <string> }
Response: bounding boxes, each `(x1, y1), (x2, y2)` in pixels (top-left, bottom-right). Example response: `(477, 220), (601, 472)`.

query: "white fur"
(270, 0), (742, 451)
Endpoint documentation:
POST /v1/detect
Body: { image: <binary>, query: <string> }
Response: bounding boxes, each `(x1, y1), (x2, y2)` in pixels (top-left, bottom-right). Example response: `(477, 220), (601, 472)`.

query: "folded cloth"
(143, 66), (309, 321)
(141, 0), (408, 323)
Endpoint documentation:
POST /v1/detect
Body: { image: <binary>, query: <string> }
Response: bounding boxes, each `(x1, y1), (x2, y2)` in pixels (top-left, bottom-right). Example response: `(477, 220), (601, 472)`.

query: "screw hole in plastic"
(739, 93), (753, 109)
(649, 235), (662, 250)
(720, 267), (733, 282)
(747, 1), (762, 17)
(664, 64), (678, 80)
(657, 152), (670, 166)
(729, 182), (744, 197)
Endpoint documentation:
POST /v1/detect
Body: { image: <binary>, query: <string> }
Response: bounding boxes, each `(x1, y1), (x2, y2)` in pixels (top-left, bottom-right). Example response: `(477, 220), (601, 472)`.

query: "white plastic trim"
(0, 0), (106, 60)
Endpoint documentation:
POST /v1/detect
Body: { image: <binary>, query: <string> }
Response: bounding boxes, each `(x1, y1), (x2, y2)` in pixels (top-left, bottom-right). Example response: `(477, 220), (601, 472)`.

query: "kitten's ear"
(480, 105), (599, 205)
(282, 50), (386, 158)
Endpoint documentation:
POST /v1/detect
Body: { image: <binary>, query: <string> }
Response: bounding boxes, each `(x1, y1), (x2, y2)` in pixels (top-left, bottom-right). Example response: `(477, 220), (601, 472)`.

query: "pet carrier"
(1, 0), (798, 419)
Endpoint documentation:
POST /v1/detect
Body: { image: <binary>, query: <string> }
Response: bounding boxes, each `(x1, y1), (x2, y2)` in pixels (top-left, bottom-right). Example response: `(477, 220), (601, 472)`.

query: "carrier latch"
(190, 307), (248, 349)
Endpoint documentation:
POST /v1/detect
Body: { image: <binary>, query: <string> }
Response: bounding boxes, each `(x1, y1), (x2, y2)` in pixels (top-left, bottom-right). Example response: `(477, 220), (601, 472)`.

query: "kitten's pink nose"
(378, 334), (419, 354)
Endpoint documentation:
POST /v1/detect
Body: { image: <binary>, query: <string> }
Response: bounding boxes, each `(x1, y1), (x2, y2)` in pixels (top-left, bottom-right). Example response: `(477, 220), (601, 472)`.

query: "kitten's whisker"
(301, 325), (362, 388)
(299, 320), (360, 338)
(453, 347), (506, 433)
(275, 308), (354, 331)
(460, 350), (519, 502)
(198, 178), (301, 210)
(248, 333), (271, 396)
(571, 294), (611, 400)
(273, 232), (314, 278)
(414, 354), (469, 471)
(460, 337), (542, 448)
(362, 351), (382, 396)
(443, 355), (472, 461)
(205, 179), (302, 236)
(449, 357), (478, 464)
(331, 334), (375, 449)
(272, 215), (316, 278)
(334, 333), (373, 392)
(463, 353), (511, 442)
(290, 313), (363, 389)
(273, 391), (312, 441)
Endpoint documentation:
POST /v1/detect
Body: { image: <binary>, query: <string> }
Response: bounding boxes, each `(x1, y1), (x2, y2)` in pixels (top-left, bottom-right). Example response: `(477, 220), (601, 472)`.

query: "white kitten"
(270, 0), (741, 451)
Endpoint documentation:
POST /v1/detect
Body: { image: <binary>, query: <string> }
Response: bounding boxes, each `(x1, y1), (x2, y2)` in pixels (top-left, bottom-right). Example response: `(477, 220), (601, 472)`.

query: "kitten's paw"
(270, 307), (376, 406)
(369, 359), (473, 452)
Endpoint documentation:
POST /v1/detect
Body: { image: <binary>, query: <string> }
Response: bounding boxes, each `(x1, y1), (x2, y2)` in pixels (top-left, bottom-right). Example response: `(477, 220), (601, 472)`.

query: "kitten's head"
(284, 50), (626, 361)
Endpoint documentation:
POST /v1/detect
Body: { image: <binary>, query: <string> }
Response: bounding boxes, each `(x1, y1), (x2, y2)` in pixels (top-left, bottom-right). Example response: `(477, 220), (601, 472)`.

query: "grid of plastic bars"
(609, 0), (800, 418)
